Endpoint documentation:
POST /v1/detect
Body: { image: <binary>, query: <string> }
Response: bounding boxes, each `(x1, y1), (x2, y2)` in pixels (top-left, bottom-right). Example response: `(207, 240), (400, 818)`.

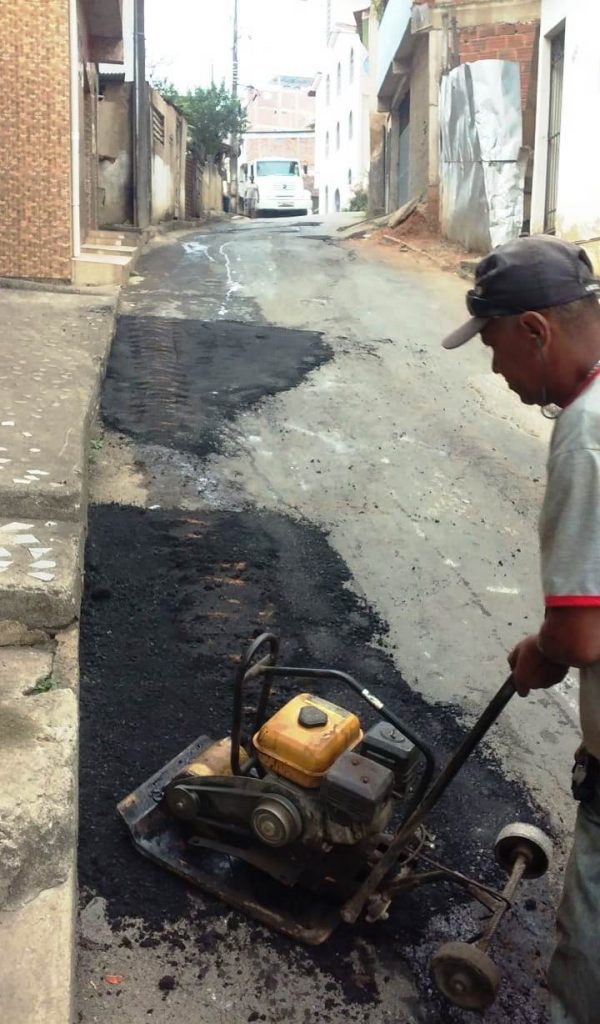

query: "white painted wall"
(531, 0), (600, 268)
(314, 24), (370, 213)
(149, 88), (186, 224)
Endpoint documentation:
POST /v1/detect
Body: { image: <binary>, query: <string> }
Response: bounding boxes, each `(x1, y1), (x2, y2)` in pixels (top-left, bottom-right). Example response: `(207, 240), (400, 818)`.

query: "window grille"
(152, 105), (165, 146)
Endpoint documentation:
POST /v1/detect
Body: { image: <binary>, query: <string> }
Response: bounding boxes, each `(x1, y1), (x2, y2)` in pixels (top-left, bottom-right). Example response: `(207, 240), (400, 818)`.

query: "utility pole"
(133, 0), (150, 227)
(229, 0), (239, 213)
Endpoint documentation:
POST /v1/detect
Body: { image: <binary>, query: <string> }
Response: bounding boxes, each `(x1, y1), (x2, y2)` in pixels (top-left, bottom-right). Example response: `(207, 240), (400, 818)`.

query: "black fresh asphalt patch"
(102, 317), (332, 456)
(80, 504), (555, 1024)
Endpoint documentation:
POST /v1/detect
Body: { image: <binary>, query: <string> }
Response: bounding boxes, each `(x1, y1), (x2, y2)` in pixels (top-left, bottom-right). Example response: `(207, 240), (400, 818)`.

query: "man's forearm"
(538, 607), (600, 668)
(536, 624), (572, 667)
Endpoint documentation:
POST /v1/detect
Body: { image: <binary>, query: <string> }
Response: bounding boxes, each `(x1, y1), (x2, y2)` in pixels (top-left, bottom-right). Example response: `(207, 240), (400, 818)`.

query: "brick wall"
(244, 81), (315, 172)
(0, 0), (73, 280)
(457, 20), (539, 109)
(245, 83), (315, 132)
(412, 1), (539, 110)
(243, 135), (315, 171)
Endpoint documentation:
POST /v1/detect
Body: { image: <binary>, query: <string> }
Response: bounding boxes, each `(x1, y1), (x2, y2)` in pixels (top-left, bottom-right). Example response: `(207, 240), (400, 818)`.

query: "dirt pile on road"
(356, 205), (476, 276)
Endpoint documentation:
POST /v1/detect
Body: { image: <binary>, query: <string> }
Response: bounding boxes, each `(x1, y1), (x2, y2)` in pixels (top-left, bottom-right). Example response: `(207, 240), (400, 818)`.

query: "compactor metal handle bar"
(340, 675), (516, 925)
(231, 633), (281, 776)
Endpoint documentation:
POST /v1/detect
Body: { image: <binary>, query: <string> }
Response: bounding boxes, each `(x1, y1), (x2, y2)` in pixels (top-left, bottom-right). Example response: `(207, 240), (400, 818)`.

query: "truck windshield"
(256, 161), (300, 177)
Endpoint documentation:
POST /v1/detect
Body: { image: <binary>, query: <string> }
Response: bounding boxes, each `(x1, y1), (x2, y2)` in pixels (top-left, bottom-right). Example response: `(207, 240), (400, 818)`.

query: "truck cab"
(239, 158), (311, 217)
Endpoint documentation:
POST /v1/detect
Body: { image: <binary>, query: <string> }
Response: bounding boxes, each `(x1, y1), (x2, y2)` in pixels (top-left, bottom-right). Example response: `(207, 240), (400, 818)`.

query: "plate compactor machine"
(119, 634), (552, 1013)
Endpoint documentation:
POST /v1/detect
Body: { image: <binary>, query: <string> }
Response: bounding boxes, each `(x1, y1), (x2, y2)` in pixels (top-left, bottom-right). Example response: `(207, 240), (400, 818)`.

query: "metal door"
(397, 92), (411, 207)
(544, 30), (565, 234)
(384, 124), (391, 212)
(175, 117), (183, 219)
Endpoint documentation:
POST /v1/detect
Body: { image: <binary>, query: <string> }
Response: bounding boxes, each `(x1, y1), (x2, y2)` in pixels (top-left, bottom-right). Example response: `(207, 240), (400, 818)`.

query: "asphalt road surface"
(78, 214), (578, 1024)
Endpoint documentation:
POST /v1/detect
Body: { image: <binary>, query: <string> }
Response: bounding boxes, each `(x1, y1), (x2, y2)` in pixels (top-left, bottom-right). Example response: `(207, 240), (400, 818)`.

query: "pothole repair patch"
(102, 317), (332, 456)
(79, 503), (555, 1023)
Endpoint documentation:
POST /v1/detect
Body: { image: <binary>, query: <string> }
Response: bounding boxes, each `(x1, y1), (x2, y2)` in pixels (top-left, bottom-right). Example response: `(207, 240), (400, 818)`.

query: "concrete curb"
(0, 277), (119, 297)
(0, 633), (80, 1024)
(150, 212), (228, 237)
(0, 867), (77, 1024)
(0, 285), (118, 1024)
(0, 521), (84, 629)
(0, 291), (116, 526)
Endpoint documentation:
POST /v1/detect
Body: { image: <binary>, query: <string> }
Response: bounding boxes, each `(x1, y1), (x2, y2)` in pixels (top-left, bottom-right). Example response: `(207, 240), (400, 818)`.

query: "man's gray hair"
(546, 294), (600, 325)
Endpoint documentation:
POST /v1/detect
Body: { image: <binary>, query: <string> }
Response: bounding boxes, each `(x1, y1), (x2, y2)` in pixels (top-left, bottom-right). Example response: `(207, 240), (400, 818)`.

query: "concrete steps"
(89, 228), (143, 247)
(83, 242), (137, 258)
(72, 227), (146, 285)
(72, 250), (132, 286)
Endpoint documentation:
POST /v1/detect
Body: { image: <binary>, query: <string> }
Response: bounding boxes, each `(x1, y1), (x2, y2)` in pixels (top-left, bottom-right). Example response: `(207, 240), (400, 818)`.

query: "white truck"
(238, 158), (312, 217)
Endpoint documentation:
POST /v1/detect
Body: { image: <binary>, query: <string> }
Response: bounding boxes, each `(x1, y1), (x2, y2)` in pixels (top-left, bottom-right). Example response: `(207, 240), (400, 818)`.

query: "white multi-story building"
(311, 14), (369, 214)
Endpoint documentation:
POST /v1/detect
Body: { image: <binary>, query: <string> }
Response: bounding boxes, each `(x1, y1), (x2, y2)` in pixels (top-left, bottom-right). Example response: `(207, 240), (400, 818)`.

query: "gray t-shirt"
(539, 368), (600, 757)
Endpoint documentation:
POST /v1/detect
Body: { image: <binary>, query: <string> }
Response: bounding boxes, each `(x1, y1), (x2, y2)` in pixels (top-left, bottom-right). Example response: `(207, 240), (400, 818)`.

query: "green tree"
(150, 77), (179, 105)
(151, 79), (248, 161)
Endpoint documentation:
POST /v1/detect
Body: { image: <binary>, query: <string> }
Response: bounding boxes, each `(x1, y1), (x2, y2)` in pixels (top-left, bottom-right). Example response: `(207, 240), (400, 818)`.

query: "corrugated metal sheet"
(439, 60), (527, 252)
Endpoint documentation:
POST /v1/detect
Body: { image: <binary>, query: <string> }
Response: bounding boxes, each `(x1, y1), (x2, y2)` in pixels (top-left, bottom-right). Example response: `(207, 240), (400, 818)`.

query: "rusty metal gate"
(544, 29), (565, 234)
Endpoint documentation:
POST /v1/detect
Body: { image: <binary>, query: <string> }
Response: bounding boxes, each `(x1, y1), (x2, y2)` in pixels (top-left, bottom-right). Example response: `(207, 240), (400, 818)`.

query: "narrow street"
(77, 215), (578, 1023)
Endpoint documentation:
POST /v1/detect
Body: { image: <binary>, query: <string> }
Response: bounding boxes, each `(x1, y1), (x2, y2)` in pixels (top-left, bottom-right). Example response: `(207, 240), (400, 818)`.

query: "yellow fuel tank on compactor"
(253, 693), (363, 788)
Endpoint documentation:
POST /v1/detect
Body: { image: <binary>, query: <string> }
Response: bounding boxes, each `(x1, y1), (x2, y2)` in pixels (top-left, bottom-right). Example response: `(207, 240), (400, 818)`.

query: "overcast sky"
(145, 0), (359, 92)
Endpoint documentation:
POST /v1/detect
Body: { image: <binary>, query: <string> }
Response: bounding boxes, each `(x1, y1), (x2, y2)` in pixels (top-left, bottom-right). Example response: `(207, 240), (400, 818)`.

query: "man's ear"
(519, 310), (551, 351)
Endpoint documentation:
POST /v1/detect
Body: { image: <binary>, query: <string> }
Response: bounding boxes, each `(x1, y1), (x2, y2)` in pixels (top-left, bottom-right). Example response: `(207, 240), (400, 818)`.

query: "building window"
(337, 61), (341, 95)
(151, 105), (165, 146)
(325, 131), (330, 156)
(544, 29), (565, 234)
(336, 122), (340, 149)
(348, 111), (353, 140)
(325, 185), (329, 212)
(349, 48), (355, 83)
(326, 74), (330, 104)
(348, 168), (352, 184)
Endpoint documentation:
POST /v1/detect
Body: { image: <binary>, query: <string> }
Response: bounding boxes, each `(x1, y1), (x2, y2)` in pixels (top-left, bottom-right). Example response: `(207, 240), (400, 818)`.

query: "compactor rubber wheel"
(431, 941), (500, 1011)
(494, 822), (553, 879)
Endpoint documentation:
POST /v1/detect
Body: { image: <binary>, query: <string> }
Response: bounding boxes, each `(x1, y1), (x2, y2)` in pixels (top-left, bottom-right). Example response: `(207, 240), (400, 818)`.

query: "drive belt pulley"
(165, 774), (304, 847)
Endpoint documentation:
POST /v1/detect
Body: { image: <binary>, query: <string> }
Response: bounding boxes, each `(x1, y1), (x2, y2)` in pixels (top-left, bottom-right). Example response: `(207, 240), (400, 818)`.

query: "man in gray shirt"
(443, 235), (600, 1024)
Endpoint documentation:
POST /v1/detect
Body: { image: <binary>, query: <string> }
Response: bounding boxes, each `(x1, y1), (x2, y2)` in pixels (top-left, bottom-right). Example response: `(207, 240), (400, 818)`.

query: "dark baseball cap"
(442, 235), (600, 350)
